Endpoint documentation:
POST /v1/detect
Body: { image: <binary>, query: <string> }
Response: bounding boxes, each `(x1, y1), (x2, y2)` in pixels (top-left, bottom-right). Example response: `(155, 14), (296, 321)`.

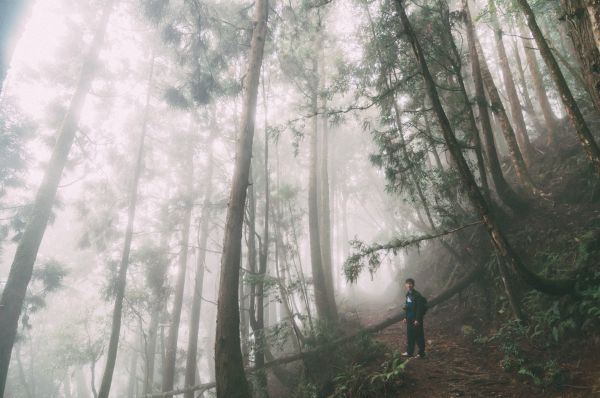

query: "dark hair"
(405, 278), (415, 285)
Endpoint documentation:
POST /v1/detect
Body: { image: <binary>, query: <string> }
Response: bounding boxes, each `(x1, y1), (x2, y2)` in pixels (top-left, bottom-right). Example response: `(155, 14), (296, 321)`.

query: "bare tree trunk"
(489, 0), (535, 165)
(214, 0), (268, 396)
(91, 359), (98, 398)
(143, 302), (161, 396)
(396, 0), (574, 296)
(463, 4), (529, 212)
(128, 343), (139, 398)
(317, 36), (337, 312)
(162, 126), (195, 398)
(495, 256), (525, 321)
(476, 36), (538, 194)
(76, 367), (91, 398)
(0, 2), (114, 394)
(519, 22), (560, 145)
(561, 0), (600, 114)
(511, 29), (545, 134)
(184, 131), (215, 398)
(516, 0), (600, 175)
(97, 55), (154, 398)
(309, 80), (337, 323)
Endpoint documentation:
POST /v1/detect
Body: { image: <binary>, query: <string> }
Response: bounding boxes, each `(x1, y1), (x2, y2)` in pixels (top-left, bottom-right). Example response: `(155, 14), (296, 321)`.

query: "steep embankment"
(357, 302), (599, 397)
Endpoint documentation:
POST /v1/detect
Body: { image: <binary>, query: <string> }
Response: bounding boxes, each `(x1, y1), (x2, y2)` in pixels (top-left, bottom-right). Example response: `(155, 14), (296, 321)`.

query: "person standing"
(402, 278), (427, 358)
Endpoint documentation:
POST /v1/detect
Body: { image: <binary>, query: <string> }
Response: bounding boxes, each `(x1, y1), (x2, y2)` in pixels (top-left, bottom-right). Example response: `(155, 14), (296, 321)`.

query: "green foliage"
(474, 320), (564, 387)
(328, 350), (407, 398)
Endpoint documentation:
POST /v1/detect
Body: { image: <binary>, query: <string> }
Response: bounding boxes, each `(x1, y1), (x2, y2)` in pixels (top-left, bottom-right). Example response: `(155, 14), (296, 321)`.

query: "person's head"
(405, 278), (415, 291)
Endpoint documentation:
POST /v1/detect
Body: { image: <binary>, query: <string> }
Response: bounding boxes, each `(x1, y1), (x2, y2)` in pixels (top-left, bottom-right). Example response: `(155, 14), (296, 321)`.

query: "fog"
(1, 0), (599, 397)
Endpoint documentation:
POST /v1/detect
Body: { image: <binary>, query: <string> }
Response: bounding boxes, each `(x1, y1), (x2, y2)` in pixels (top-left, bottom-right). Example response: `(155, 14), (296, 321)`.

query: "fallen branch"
(146, 262), (482, 397)
(344, 220), (483, 282)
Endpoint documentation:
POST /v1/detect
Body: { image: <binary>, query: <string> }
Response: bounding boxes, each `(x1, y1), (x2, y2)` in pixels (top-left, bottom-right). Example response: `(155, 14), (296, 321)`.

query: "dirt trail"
(355, 304), (598, 398)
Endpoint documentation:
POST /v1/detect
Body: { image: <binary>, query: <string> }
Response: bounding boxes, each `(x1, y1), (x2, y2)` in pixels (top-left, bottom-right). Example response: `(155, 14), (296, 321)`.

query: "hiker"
(402, 278), (427, 358)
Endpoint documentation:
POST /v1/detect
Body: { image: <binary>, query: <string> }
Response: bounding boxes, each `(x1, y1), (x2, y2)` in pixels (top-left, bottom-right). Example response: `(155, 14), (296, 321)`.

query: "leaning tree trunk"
(0, 2), (114, 394)
(489, 0), (535, 165)
(511, 30), (545, 134)
(476, 36), (538, 195)
(214, 0), (268, 396)
(97, 55), (154, 398)
(162, 133), (195, 398)
(561, 0), (600, 115)
(519, 22), (560, 146)
(516, 0), (600, 175)
(183, 131), (215, 398)
(463, 4), (529, 212)
(395, 0), (574, 296)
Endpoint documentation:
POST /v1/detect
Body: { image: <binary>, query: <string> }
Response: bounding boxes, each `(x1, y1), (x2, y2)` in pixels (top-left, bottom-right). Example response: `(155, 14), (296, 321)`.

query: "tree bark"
(516, 0), (600, 175)
(162, 124), (195, 398)
(396, 0), (574, 295)
(183, 131), (215, 398)
(476, 36), (538, 194)
(214, 0), (268, 397)
(463, 4), (529, 212)
(97, 54), (153, 398)
(0, 2), (114, 394)
(489, 0), (535, 165)
(511, 30), (546, 134)
(309, 79), (337, 323)
(317, 36), (337, 313)
(561, 0), (600, 115)
(518, 23), (560, 146)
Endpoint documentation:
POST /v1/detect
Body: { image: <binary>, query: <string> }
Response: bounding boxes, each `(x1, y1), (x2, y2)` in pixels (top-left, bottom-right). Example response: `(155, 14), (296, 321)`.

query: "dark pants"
(406, 319), (425, 356)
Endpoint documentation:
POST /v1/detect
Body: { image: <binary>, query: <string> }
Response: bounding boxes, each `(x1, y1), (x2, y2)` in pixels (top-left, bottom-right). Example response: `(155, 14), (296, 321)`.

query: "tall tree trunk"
(395, 0), (574, 296)
(489, 0), (535, 165)
(309, 79), (337, 323)
(76, 367), (91, 398)
(511, 30), (545, 133)
(214, 0), (268, 396)
(317, 37), (337, 313)
(476, 36), (538, 194)
(162, 126), (195, 398)
(143, 301), (161, 396)
(184, 131), (215, 398)
(127, 343), (139, 398)
(463, 4), (529, 212)
(436, 0), (490, 199)
(0, 2), (114, 394)
(561, 0), (600, 114)
(97, 55), (154, 398)
(251, 78), (272, 397)
(519, 24), (560, 145)
(516, 0), (600, 175)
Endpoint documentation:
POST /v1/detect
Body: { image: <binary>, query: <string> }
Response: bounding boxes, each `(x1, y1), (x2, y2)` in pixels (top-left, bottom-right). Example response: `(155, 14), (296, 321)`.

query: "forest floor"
(355, 302), (600, 398)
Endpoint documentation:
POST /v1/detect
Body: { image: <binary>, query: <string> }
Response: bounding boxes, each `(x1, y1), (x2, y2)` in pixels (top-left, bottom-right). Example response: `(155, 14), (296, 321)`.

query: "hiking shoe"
(418, 353), (426, 359)
(401, 352), (413, 357)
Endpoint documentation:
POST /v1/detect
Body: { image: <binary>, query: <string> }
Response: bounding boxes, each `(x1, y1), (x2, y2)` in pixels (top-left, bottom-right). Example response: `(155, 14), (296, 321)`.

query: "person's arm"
(415, 292), (425, 323)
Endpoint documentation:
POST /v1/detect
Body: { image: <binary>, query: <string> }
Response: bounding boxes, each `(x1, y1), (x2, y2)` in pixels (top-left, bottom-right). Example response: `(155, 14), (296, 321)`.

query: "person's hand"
(413, 320), (419, 326)
(403, 318), (407, 323)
